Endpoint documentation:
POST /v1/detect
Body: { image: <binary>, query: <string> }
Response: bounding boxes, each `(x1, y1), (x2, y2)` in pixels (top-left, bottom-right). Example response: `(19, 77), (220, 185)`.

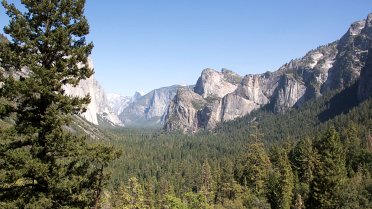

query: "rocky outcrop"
(270, 74), (307, 113)
(164, 13), (372, 133)
(119, 85), (185, 127)
(322, 14), (372, 92)
(194, 68), (241, 98)
(164, 88), (207, 133)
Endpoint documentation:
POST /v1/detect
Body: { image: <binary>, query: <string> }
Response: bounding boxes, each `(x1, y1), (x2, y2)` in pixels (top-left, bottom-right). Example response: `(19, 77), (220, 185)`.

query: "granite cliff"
(119, 85), (187, 127)
(63, 59), (123, 127)
(164, 13), (372, 133)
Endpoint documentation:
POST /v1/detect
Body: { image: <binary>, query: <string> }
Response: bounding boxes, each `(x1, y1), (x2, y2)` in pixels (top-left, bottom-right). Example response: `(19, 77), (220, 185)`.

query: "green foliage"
(0, 0), (119, 208)
(240, 127), (271, 195)
(0, 33), (7, 44)
(267, 146), (294, 209)
(184, 191), (211, 209)
(200, 159), (214, 204)
(292, 137), (316, 185)
(98, 97), (372, 209)
(336, 170), (372, 209)
(164, 195), (187, 209)
(307, 127), (347, 209)
(0, 1), (371, 208)
(98, 97), (372, 208)
(115, 177), (145, 209)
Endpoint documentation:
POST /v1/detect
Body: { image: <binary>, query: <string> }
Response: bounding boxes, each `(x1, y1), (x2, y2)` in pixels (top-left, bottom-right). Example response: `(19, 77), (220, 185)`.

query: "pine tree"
(267, 146), (294, 209)
(292, 137), (316, 185)
(118, 177), (145, 209)
(307, 127), (347, 209)
(0, 0), (119, 208)
(200, 159), (214, 204)
(342, 123), (362, 176)
(241, 127), (271, 196)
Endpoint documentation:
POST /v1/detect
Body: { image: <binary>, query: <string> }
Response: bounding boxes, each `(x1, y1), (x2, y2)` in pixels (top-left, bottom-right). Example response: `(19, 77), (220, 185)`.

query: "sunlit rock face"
(107, 93), (132, 115)
(119, 85), (184, 127)
(164, 13), (372, 133)
(63, 58), (123, 126)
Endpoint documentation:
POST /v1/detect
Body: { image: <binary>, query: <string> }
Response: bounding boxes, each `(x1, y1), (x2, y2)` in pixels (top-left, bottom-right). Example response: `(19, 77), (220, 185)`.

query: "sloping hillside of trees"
(99, 82), (372, 208)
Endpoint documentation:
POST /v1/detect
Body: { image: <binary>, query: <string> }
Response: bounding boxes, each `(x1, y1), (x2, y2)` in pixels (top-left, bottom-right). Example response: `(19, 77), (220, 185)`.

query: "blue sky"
(1, 1), (372, 96)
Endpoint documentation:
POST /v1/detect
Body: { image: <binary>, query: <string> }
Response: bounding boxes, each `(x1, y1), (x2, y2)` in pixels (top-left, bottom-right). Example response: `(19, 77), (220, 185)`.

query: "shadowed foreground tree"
(0, 0), (119, 208)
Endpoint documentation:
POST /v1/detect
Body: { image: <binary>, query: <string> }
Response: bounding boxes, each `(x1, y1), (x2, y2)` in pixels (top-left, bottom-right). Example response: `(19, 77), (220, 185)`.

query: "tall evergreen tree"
(342, 123), (362, 176)
(0, 0), (118, 208)
(267, 146), (294, 209)
(200, 159), (214, 204)
(307, 127), (347, 209)
(241, 127), (271, 196)
(292, 137), (316, 185)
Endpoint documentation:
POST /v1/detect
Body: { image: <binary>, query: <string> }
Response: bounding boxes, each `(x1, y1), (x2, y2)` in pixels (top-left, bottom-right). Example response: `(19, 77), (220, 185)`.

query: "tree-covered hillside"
(98, 83), (372, 208)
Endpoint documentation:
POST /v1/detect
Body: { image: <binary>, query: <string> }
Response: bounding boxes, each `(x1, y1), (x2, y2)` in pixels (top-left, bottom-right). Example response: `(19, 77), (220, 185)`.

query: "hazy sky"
(1, 1), (372, 96)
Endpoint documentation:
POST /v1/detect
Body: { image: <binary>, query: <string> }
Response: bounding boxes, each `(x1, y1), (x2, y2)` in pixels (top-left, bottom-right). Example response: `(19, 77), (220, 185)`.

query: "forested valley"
(98, 86), (372, 209)
(1, 1), (372, 209)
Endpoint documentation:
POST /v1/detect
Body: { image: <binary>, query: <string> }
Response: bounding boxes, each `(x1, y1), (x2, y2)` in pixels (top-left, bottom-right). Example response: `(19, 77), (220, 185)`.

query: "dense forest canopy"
(98, 86), (372, 208)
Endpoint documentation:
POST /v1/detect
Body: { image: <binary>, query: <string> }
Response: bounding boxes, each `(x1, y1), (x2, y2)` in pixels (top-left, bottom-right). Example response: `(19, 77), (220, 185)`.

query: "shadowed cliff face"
(164, 13), (372, 133)
(358, 48), (372, 102)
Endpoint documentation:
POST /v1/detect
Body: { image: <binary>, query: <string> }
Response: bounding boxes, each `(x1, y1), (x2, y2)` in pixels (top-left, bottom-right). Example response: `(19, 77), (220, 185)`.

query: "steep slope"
(164, 69), (241, 132)
(358, 47), (372, 102)
(63, 59), (123, 127)
(194, 68), (242, 98)
(164, 87), (207, 133)
(119, 85), (186, 127)
(164, 13), (372, 133)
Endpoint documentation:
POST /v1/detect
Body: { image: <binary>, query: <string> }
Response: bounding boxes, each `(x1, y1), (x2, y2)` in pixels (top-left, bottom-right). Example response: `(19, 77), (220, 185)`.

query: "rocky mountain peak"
(164, 87), (206, 133)
(367, 13), (372, 25)
(361, 13), (372, 35)
(348, 20), (366, 36)
(118, 85), (182, 127)
(107, 93), (132, 115)
(194, 68), (241, 98)
(163, 13), (372, 133)
(133, 91), (142, 101)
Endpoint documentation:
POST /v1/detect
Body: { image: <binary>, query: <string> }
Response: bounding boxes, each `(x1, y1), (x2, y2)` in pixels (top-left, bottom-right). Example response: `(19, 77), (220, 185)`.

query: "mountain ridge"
(163, 13), (372, 133)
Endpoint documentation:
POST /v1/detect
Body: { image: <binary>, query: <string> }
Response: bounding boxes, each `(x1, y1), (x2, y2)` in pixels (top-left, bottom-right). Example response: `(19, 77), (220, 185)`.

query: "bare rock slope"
(63, 59), (123, 127)
(164, 13), (372, 133)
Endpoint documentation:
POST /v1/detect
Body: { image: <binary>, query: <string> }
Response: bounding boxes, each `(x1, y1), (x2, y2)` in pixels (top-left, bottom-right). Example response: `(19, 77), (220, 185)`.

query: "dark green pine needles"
(0, 0), (119, 208)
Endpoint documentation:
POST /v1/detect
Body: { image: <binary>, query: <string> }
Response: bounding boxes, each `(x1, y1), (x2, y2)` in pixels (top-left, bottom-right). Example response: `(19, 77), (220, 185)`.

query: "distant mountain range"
(16, 13), (370, 132)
